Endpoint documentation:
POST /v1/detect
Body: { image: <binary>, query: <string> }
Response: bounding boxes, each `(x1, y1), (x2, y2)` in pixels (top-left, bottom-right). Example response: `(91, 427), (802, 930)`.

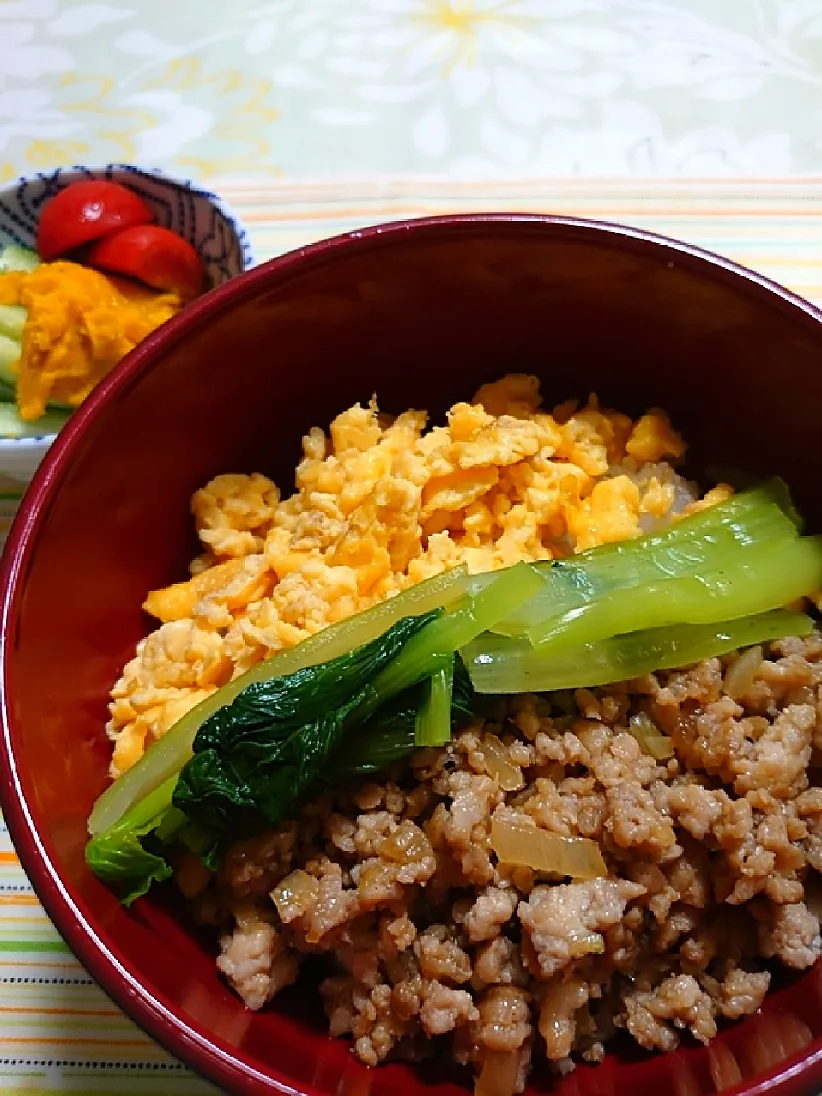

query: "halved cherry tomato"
(36, 180), (153, 261)
(85, 225), (206, 301)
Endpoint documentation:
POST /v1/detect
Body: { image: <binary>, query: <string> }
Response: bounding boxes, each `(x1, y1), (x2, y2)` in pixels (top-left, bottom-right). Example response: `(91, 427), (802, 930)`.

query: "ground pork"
(518, 879), (645, 980)
(215, 906), (298, 1011)
(756, 900), (822, 968)
(191, 632), (822, 1096)
(624, 972), (717, 1051)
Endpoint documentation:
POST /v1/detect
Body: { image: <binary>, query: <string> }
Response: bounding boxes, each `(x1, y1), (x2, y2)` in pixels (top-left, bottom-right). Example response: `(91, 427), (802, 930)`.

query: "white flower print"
(0, 10), (73, 90)
(3, 0), (822, 178)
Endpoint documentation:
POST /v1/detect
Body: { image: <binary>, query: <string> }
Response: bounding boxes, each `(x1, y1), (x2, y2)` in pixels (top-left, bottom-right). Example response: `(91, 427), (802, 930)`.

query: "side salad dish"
(85, 375), (822, 1096)
(0, 179), (205, 436)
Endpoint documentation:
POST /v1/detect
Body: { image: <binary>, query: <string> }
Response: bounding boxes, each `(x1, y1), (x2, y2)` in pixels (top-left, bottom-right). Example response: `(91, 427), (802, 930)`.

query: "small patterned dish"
(0, 163), (255, 545)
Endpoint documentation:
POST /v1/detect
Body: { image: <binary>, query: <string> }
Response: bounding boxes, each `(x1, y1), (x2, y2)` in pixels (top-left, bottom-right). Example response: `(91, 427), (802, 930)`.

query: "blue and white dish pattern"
(0, 163), (254, 293)
(0, 164), (255, 547)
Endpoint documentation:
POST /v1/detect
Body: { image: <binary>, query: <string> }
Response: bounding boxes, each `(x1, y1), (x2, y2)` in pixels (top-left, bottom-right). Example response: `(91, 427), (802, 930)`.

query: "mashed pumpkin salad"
(87, 375), (822, 1096)
(0, 179), (206, 434)
(0, 255), (181, 422)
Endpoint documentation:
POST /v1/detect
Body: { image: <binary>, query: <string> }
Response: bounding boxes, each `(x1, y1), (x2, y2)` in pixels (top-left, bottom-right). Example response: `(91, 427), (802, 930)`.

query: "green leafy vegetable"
(88, 565), (473, 837)
(330, 659), (478, 778)
(84, 776), (177, 905)
(172, 566), (540, 845)
(529, 535), (822, 649)
(415, 660), (455, 747)
(85, 476), (822, 909)
(172, 568), (541, 849)
(89, 486), (796, 838)
(85, 568), (528, 896)
(488, 480), (799, 638)
(172, 612), (440, 842)
(462, 608), (814, 694)
(332, 691), (418, 778)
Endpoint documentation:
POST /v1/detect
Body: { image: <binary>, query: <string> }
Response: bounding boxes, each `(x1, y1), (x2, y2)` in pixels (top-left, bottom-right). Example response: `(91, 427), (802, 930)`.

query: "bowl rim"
(0, 161), (256, 448)
(4, 211), (822, 1096)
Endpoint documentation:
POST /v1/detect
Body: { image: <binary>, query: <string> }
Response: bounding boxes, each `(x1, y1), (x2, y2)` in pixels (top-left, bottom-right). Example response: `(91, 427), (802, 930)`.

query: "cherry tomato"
(85, 225), (206, 300)
(36, 180), (153, 261)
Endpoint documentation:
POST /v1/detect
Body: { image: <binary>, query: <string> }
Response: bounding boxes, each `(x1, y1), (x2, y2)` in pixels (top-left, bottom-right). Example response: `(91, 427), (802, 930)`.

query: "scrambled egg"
(107, 374), (730, 776)
(0, 261), (181, 421)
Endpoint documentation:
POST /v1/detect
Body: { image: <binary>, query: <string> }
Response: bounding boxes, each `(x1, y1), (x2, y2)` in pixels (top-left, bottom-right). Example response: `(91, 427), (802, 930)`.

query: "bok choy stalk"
(85, 566), (540, 899)
(529, 534), (822, 649)
(173, 563), (541, 842)
(487, 480), (799, 638)
(88, 564), (477, 836)
(462, 608), (814, 695)
(359, 563), (544, 715)
(85, 775), (177, 905)
(415, 659), (455, 747)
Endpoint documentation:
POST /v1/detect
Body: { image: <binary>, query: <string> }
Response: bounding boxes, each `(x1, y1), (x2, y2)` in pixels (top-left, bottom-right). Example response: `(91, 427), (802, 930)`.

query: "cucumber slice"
(0, 304), (25, 342)
(0, 244), (39, 273)
(0, 333), (20, 389)
(0, 329), (71, 412)
(0, 402), (70, 438)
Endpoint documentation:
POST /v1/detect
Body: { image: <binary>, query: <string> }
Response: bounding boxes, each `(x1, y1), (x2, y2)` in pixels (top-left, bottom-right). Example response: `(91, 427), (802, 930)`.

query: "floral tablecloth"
(4, 0), (822, 180)
(4, 2), (822, 1094)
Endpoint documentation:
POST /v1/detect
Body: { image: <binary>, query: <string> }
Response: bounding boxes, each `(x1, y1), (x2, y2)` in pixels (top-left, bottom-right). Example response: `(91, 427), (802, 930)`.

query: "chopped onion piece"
(490, 815), (607, 880)
(628, 713), (675, 760)
(270, 869), (319, 923)
(481, 734), (524, 791)
(723, 644), (763, 699)
(475, 1050), (521, 1096)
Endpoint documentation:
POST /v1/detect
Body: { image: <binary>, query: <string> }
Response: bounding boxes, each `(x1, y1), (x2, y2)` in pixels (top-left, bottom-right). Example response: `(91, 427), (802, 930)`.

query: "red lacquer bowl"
(4, 215), (822, 1096)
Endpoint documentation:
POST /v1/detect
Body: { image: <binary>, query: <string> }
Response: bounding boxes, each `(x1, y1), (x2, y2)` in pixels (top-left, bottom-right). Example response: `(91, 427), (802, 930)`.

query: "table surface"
(4, 1), (822, 1094)
(4, 0), (822, 181)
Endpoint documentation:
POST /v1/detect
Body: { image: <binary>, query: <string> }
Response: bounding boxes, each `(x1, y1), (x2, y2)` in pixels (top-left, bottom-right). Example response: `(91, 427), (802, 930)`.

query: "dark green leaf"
(334, 657), (483, 779)
(452, 655), (479, 721)
(87, 607), (486, 902)
(332, 687), (420, 778)
(173, 611), (440, 837)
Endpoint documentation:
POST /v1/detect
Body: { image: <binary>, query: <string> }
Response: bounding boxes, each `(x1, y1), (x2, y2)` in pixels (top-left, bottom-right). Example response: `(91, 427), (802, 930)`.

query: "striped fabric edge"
(3, 176), (822, 1093)
(0, 818), (220, 1094)
(208, 175), (822, 308)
